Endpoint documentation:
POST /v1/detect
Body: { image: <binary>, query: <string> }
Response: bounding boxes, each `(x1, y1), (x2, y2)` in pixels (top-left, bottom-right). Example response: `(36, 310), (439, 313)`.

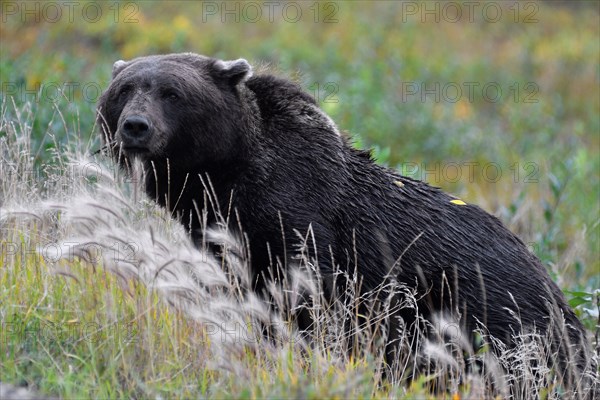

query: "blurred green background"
(1, 1), (598, 298)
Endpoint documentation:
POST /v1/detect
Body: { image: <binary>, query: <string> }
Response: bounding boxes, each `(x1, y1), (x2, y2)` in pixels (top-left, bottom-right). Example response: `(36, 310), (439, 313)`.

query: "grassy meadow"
(1, 1), (599, 398)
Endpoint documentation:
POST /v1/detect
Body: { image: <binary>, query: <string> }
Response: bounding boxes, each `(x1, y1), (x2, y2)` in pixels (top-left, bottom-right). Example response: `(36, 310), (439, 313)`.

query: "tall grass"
(1, 98), (598, 399)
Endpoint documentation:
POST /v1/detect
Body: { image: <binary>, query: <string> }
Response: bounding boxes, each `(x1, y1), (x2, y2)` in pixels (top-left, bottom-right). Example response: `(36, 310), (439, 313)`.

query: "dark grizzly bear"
(97, 53), (595, 391)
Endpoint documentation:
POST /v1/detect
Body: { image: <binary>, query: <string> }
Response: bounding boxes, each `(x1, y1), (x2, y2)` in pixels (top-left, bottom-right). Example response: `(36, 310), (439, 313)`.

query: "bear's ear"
(112, 59), (128, 79)
(212, 58), (253, 86)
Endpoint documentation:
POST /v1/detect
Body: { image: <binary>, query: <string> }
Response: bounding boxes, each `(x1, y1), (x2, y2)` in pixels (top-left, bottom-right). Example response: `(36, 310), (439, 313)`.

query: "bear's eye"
(117, 85), (132, 98)
(162, 90), (180, 101)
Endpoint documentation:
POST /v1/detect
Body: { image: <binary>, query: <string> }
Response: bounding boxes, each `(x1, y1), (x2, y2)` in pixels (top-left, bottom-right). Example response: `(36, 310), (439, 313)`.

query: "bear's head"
(96, 53), (253, 171)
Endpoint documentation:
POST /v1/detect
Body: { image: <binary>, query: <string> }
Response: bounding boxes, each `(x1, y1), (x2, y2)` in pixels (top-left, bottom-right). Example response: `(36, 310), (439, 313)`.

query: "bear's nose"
(122, 115), (151, 140)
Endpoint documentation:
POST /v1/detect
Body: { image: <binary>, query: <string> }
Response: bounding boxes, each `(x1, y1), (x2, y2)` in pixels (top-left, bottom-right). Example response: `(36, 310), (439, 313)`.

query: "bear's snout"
(120, 115), (153, 153)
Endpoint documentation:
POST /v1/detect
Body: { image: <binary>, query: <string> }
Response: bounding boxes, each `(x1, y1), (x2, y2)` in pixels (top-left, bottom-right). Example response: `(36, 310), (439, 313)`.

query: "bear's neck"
(142, 158), (253, 237)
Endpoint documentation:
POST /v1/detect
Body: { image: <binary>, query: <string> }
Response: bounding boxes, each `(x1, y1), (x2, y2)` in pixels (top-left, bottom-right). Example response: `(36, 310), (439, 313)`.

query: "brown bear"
(96, 53), (596, 394)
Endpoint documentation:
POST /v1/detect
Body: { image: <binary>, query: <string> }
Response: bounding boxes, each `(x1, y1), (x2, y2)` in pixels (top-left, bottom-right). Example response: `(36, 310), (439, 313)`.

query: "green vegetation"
(1, 1), (598, 398)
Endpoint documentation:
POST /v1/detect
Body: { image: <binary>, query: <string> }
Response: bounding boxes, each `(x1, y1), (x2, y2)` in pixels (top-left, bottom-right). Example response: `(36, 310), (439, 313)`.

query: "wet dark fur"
(97, 53), (596, 394)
